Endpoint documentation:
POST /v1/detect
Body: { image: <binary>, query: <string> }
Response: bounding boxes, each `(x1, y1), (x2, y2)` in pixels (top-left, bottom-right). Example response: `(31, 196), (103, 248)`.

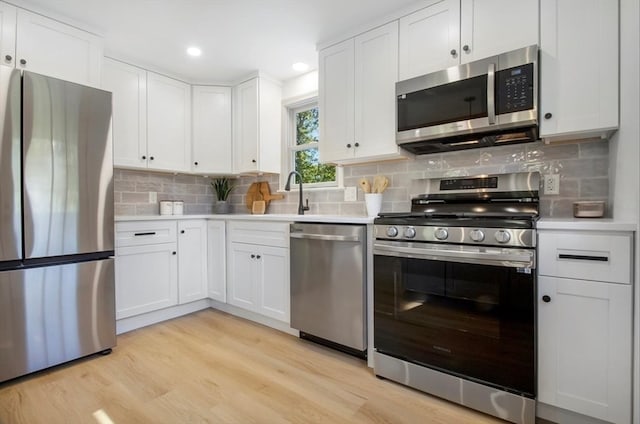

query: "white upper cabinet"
(399, 0), (538, 80)
(539, 0), (618, 142)
(399, 0), (460, 80)
(0, 2), (16, 67)
(15, 9), (102, 87)
(320, 21), (407, 164)
(233, 76), (281, 174)
(147, 72), (191, 173)
(102, 58), (147, 169)
(192, 85), (232, 174)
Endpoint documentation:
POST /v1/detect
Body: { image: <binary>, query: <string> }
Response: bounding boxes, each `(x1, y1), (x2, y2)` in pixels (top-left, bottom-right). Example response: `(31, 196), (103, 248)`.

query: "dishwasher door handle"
(290, 233), (361, 242)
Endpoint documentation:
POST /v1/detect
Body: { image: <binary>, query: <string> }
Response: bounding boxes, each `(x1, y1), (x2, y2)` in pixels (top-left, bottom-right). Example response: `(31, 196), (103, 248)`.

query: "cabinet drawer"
(115, 220), (177, 247)
(227, 221), (289, 248)
(538, 231), (633, 284)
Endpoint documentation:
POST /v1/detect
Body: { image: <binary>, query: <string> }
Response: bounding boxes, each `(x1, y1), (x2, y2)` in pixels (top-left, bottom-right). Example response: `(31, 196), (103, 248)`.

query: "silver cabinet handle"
(290, 233), (360, 242)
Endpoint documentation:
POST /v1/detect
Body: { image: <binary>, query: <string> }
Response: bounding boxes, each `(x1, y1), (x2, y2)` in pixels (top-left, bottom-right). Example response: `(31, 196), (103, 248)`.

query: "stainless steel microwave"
(396, 45), (538, 154)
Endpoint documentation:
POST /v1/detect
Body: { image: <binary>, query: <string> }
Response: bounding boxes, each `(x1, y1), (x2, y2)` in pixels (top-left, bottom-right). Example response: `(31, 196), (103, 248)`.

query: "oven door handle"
(373, 243), (535, 268)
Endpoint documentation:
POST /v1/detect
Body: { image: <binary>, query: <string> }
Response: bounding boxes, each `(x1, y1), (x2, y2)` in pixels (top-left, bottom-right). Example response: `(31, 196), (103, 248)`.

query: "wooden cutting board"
(245, 182), (284, 211)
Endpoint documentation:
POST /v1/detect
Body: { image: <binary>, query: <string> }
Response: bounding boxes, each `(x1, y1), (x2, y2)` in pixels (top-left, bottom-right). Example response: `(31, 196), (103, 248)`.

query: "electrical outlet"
(149, 191), (157, 203)
(344, 186), (357, 202)
(544, 174), (560, 195)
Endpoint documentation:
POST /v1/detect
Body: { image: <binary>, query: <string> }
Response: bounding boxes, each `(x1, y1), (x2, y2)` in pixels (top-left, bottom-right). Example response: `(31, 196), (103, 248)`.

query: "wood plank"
(0, 309), (504, 423)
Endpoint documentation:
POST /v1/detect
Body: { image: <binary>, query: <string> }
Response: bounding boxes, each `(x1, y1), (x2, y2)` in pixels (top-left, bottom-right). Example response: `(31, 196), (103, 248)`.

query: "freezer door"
(0, 258), (115, 383)
(23, 72), (114, 259)
(0, 66), (22, 263)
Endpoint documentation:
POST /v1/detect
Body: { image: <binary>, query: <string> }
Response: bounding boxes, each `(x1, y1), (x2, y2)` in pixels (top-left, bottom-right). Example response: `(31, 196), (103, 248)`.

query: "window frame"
(281, 95), (343, 190)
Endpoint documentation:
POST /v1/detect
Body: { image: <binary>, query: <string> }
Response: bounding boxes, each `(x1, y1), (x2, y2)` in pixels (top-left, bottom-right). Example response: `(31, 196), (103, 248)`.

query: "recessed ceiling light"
(187, 47), (202, 57)
(292, 62), (309, 72)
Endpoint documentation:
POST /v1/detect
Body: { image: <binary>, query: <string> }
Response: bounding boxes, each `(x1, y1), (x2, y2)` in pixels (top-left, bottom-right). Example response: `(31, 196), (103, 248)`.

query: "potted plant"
(211, 177), (234, 214)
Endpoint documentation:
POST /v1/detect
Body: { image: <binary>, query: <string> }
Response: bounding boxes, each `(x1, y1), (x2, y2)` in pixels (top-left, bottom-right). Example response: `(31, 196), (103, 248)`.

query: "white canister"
(159, 200), (173, 215)
(173, 200), (184, 215)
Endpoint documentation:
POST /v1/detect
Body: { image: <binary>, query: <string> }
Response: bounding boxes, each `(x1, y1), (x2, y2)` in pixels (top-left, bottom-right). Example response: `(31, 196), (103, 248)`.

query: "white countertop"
(115, 214), (375, 225)
(537, 218), (637, 232)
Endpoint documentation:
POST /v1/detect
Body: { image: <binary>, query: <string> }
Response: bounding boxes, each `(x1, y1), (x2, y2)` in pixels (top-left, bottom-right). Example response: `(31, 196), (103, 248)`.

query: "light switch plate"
(544, 175), (560, 195)
(149, 191), (157, 203)
(344, 186), (357, 202)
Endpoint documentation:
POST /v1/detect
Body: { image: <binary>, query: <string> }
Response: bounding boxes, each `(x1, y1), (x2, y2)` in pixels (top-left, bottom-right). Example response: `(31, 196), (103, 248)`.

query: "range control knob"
(404, 227), (417, 239)
(469, 229), (485, 242)
(495, 230), (511, 244)
(386, 226), (399, 238)
(434, 228), (449, 240)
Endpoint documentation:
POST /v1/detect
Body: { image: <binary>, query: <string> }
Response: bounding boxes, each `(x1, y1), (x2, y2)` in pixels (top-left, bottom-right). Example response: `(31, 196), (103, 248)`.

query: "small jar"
(159, 200), (173, 215)
(172, 200), (184, 215)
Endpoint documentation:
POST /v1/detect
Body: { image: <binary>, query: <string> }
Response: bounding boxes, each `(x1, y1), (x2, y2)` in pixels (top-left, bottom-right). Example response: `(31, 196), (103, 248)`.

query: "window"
(284, 100), (341, 188)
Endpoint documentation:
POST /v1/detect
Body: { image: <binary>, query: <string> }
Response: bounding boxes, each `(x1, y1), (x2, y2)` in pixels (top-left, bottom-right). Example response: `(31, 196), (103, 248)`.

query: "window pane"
(295, 148), (336, 184)
(296, 107), (319, 146)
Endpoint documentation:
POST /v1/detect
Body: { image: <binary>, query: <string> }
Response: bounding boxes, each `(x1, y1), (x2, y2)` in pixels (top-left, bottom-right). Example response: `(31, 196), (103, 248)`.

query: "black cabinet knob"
(256, 255), (261, 259)
(194, 161), (198, 166)
(149, 156), (154, 160)
(4, 55), (11, 62)
(250, 254), (255, 259)
(346, 143), (352, 148)
(544, 113), (553, 119)
(19, 58), (26, 65)
(542, 295), (551, 303)
(354, 142), (360, 147)
(172, 251), (177, 255)
(450, 49), (457, 56)
(251, 159), (257, 163)
(142, 155), (146, 160)
(462, 45), (470, 52)
(180, 230), (185, 234)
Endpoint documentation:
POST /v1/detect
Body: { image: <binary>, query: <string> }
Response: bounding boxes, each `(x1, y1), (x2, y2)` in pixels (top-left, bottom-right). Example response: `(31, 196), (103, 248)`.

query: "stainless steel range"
(373, 172), (539, 424)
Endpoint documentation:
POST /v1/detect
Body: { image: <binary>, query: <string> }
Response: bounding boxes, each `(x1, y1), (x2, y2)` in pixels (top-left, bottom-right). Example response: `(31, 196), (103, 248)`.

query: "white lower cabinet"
(227, 221), (290, 323)
(537, 230), (633, 424)
(115, 243), (178, 319)
(177, 220), (208, 304)
(207, 220), (226, 302)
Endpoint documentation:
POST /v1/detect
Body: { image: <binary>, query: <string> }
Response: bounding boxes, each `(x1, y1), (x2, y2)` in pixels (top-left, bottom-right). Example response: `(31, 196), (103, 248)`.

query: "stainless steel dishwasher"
(290, 223), (366, 357)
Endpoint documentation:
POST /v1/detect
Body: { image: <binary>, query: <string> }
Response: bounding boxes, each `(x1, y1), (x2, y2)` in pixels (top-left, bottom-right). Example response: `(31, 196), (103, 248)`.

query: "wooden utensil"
(359, 178), (371, 193)
(258, 181), (285, 205)
(379, 176), (389, 193)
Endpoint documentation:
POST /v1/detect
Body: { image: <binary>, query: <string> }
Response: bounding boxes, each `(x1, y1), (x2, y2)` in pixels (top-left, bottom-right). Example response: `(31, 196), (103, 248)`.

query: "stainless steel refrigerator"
(0, 67), (115, 383)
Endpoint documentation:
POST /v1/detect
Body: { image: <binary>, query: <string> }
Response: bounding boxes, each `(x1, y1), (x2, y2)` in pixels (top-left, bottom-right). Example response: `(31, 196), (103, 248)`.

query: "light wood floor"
(0, 309), (505, 424)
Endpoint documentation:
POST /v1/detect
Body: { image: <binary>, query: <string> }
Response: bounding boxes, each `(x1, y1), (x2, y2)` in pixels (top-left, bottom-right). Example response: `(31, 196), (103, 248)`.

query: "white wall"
(613, 1), (640, 423)
(281, 70), (318, 101)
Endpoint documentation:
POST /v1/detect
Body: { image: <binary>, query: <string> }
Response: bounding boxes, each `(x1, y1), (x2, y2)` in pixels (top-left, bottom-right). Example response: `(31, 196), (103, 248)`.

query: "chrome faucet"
(284, 171), (310, 215)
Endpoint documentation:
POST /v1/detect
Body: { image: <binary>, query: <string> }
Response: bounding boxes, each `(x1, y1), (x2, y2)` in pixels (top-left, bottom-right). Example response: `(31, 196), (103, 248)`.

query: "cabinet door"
(192, 85), (232, 174)
(15, 9), (102, 87)
(538, 276), (632, 424)
(177, 220), (208, 304)
(227, 242), (258, 311)
(353, 21), (400, 161)
(460, 0), (538, 63)
(115, 243), (178, 319)
(398, 0), (460, 80)
(539, 0), (618, 140)
(0, 3), (16, 67)
(102, 58), (147, 169)
(233, 78), (259, 173)
(147, 72), (191, 172)
(207, 220), (226, 302)
(318, 38), (355, 163)
(256, 245), (289, 323)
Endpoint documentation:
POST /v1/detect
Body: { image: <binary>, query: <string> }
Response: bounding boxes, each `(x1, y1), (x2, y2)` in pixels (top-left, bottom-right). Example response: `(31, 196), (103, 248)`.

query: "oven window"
(374, 254), (535, 397)
(397, 75), (488, 131)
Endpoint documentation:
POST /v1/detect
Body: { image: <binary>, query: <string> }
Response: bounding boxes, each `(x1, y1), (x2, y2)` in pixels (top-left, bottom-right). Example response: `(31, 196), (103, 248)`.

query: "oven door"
(373, 240), (535, 397)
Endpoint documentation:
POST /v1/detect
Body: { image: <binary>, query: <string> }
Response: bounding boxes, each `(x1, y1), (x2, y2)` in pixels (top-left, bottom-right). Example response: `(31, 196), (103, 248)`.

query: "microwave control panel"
(496, 63), (534, 114)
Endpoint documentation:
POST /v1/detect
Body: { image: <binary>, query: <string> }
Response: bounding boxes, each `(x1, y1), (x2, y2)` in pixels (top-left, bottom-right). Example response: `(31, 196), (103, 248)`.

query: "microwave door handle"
(487, 63), (496, 125)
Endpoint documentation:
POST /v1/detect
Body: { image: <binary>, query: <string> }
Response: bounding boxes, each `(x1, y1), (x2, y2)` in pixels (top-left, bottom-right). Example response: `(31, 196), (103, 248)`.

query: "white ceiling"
(13, 0), (421, 84)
